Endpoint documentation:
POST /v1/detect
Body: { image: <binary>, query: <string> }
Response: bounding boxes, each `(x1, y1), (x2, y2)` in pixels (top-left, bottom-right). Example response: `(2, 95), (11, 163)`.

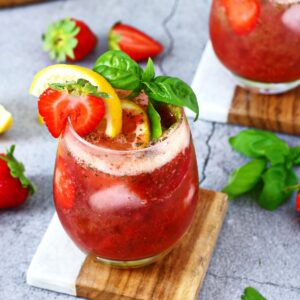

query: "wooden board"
(75, 189), (228, 300)
(228, 86), (300, 135)
(0, 0), (43, 7)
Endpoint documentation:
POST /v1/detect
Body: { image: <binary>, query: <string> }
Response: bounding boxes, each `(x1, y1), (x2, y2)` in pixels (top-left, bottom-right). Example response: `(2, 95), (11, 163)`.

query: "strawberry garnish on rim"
(221, 0), (260, 35)
(38, 79), (106, 138)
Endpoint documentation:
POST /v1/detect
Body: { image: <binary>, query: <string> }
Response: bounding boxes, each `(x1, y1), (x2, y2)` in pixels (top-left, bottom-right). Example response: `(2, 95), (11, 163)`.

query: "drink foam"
(63, 119), (191, 176)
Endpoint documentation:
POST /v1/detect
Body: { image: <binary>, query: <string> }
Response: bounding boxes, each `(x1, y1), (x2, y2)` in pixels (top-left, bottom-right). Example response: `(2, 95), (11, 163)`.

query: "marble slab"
(188, 41), (236, 122)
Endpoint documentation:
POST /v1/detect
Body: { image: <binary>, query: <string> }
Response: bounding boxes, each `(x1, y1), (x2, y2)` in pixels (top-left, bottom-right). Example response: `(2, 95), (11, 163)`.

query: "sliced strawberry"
(296, 192), (300, 212)
(221, 0), (260, 35)
(109, 22), (164, 61)
(54, 157), (75, 209)
(38, 80), (106, 138)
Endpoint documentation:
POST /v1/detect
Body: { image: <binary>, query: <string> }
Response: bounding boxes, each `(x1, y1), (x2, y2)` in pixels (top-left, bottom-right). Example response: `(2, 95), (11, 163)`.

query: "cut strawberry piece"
(109, 22), (164, 61)
(296, 192), (300, 212)
(38, 80), (106, 138)
(54, 157), (75, 209)
(221, 0), (260, 35)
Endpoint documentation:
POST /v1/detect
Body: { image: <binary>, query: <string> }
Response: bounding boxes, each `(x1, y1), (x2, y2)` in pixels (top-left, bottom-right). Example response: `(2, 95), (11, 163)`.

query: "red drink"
(210, 0), (300, 94)
(53, 109), (199, 267)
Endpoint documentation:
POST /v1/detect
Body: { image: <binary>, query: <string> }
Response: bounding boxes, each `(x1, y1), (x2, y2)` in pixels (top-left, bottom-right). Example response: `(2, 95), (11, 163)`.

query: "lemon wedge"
(29, 64), (122, 138)
(0, 105), (13, 134)
(121, 99), (150, 148)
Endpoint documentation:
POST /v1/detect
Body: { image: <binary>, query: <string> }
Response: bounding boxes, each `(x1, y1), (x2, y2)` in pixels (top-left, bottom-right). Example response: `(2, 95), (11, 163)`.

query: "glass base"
(96, 250), (171, 269)
(232, 74), (300, 95)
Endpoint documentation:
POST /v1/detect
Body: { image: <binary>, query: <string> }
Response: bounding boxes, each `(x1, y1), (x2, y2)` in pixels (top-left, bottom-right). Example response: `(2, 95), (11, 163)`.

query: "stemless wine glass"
(53, 113), (199, 268)
(210, 0), (300, 94)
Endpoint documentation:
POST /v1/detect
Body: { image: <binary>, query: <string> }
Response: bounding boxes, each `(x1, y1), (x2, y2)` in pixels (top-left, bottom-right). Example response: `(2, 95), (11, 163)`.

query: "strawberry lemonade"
(210, 0), (300, 94)
(30, 51), (199, 267)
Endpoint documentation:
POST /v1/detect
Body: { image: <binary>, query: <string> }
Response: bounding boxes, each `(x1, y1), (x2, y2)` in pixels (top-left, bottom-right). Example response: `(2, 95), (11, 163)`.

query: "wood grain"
(228, 86), (300, 135)
(0, 0), (43, 7)
(76, 189), (228, 300)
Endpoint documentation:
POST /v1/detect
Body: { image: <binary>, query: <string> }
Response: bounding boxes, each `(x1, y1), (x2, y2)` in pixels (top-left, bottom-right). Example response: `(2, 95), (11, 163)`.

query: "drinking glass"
(53, 113), (199, 268)
(210, 0), (300, 94)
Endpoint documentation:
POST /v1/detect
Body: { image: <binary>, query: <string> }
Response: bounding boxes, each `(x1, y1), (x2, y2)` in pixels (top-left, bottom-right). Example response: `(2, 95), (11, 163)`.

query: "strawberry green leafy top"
(42, 18), (79, 62)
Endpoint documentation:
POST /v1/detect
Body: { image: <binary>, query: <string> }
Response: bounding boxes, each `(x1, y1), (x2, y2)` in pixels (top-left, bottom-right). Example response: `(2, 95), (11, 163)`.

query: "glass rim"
(66, 108), (186, 155)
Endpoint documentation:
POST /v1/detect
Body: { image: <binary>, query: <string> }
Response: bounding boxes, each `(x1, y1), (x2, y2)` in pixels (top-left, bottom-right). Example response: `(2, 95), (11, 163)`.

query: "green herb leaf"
(257, 165), (295, 211)
(288, 146), (300, 166)
(229, 130), (289, 165)
(142, 58), (155, 82)
(222, 159), (267, 199)
(148, 100), (162, 139)
(93, 50), (143, 90)
(0, 145), (36, 195)
(143, 76), (199, 120)
(241, 287), (267, 300)
(284, 168), (298, 199)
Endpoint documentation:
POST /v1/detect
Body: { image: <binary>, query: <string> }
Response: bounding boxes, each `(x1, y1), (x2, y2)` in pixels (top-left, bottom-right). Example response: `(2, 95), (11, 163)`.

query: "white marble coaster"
(186, 41), (237, 122)
(26, 214), (86, 296)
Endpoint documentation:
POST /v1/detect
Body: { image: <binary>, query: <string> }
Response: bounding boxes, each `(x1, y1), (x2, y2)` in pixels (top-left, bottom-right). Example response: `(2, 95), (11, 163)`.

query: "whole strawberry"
(109, 22), (164, 61)
(0, 145), (35, 209)
(42, 18), (97, 62)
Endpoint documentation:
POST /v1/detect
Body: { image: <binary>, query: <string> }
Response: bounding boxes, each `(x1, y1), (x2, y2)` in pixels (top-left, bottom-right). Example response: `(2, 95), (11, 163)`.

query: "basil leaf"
(288, 146), (300, 166)
(257, 165), (294, 211)
(229, 130), (289, 165)
(93, 50), (143, 90)
(142, 58), (155, 82)
(283, 168), (298, 199)
(148, 100), (162, 139)
(241, 287), (267, 300)
(144, 76), (199, 120)
(222, 159), (266, 199)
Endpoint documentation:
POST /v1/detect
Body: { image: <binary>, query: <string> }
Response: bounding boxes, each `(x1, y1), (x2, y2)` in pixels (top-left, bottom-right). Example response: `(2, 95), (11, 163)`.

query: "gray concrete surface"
(0, 0), (300, 299)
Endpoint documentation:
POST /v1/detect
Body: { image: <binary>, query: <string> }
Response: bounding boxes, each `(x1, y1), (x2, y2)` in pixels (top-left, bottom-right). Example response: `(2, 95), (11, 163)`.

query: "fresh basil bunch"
(93, 50), (199, 139)
(241, 287), (267, 300)
(223, 129), (300, 211)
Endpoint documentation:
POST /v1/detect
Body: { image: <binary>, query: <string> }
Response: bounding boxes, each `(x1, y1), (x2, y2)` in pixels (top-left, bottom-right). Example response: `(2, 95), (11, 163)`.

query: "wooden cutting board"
(191, 41), (300, 136)
(0, 0), (43, 7)
(228, 86), (300, 135)
(27, 189), (228, 300)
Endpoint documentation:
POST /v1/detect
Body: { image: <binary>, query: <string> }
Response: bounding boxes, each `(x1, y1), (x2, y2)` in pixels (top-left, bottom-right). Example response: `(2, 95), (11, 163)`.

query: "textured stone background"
(0, 0), (300, 299)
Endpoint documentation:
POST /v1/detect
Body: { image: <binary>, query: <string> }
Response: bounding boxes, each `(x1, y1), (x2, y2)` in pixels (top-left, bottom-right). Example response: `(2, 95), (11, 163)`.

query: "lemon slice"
(29, 64), (122, 137)
(0, 105), (13, 134)
(121, 99), (150, 148)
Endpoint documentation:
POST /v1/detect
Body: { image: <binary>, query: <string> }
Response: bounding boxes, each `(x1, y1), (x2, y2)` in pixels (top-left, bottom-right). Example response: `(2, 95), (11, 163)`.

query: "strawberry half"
(0, 145), (35, 209)
(109, 22), (164, 61)
(221, 0), (260, 35)
(54, 157), (75, 210)
(38, 79), (106, 138)
(42, 18), (97, 62)
(296, 191), (300, 212)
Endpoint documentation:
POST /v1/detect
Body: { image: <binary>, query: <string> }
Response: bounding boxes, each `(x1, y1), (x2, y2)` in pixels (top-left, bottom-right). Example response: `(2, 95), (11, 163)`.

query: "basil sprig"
(223, 129), (300, 211)
(93, 50), (199, 138)
(241, 287), (267, 300)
